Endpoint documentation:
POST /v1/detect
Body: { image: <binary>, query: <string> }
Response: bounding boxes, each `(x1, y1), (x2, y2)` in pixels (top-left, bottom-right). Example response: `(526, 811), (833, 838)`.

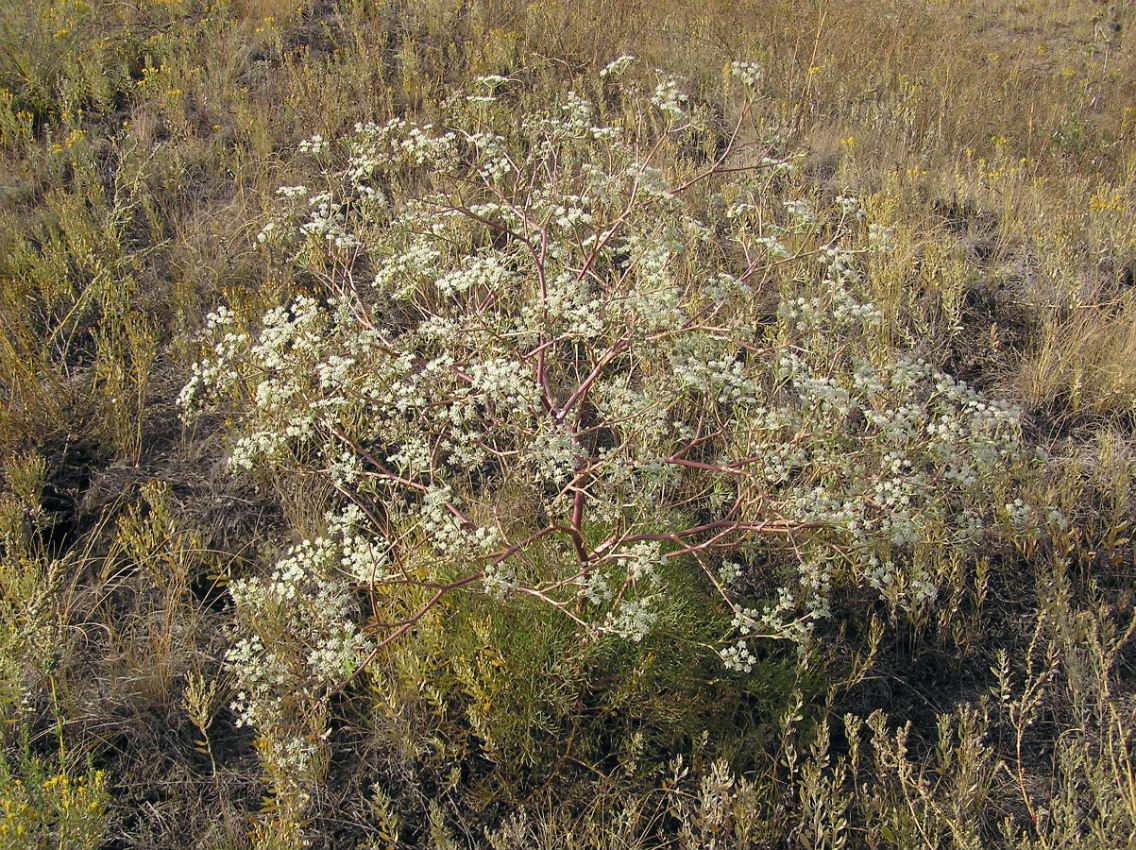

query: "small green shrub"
(0, 739), (109, 850)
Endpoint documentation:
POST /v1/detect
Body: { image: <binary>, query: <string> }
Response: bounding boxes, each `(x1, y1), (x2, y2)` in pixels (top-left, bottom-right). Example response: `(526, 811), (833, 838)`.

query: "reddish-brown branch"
(554, 340), (628, 425)
(328, 427), (427, 493)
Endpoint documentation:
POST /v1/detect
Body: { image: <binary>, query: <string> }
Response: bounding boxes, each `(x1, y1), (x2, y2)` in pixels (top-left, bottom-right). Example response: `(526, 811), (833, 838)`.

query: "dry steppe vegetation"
(1, 0), (1135, 847)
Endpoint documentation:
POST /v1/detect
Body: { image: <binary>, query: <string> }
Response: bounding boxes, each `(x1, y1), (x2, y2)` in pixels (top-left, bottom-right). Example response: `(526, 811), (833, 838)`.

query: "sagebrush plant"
(179, 58), (1045, 827)
(0, 453), (55, 717)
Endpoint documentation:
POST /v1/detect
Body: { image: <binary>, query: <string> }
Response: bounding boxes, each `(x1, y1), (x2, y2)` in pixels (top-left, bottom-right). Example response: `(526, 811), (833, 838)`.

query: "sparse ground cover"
(0, 0), (1134, 846)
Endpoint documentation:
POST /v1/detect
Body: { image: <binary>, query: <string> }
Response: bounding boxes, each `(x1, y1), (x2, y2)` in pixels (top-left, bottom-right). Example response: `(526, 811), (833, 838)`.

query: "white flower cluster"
(651, 77), (687, 119)
(735, 272), (1031, 625)
(518, 271), (604, 340)
(298, 134), (329, 155)
(718, 560), (742, 587)
(327, 503), (388, 583)
(226, 535), (374, 735)
(373, 234), (444, 298)
(600, 55), (635, 79)
(420, 484), (500, 558)
(466, 130), (513, 181)
(719, 639), (758, 674)
(782, 198), (817, 230)
(868, 222), (896, 252)
(670, 345), (759, 405)
(377, 120), (458, 167)
(528, 422), (583, 487)
(605, 598), (657, 643)
(728, 61), (763, 88)
(177, 306), (249, 411)
(751, 587), (817, 646)
(435, 253), (517, 298)
(619, 541), (662, 584)
(1004, 497), (1035, 529)
(301, 191), (359, 250)
(835, 194), (865, 220)
(468, 356), (540, 411)
(579, 568), (612, 606)
(277, 184), (309, 200)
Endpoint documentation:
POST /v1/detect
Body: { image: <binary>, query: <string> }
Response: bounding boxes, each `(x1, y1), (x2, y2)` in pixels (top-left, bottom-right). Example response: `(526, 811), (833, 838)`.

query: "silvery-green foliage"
(181, 60), (1034, 698)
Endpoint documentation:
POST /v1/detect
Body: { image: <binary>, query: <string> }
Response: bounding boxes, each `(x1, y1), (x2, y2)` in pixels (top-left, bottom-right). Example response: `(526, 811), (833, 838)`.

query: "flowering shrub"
(180, 61), (1037, 801)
